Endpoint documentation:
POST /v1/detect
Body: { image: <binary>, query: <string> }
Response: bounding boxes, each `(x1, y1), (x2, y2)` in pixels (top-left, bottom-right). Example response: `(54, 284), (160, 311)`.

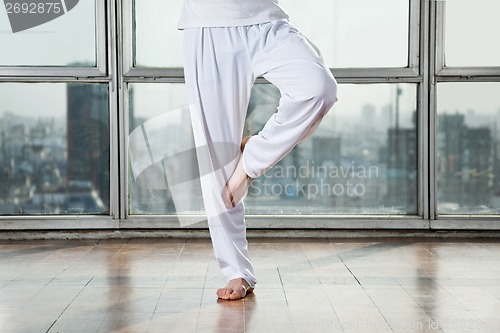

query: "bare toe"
(229, 286), (247, 300)
(217, 287), (233, 300)
(218, 278), (253, 301)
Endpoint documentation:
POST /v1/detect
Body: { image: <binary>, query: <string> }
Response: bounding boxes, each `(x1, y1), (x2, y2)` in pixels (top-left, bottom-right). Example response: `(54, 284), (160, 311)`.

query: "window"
(436, 83), (500, 215)
(434, 0), (500, 223)
(281, 0), (410, 68)
(0, 83), (110, 215)
(124, 0), (423, 227)
(444, 0), (500, 67)
(1, 0), (500, 230)
(127, 82), (418, 218)
(129, 0), (414, 70)
(128, 83), (190, 215)
(0, 1), (100, 68)
(132, 0), (184, 68)
(0, 0), (111, 221)
(245, 83), (418, 215)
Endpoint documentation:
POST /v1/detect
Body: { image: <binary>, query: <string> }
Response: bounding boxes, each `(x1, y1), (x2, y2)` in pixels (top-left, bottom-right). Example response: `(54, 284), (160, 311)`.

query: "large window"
(0, 1), (97, 67)
(0, 83), (110, 215)
(0, 0), (112, 221)
(1, 0), (500, 230)
(128, 83), (189, 215)
(133, 0), (184, 68)
(125, 0), (422, 227)
(245, 83), (418, 215)
(444, 0), (500, 67)
(281, 0), (410, 68)
(0, 0), (106, 77)
(131, 0), (411, 69)
(437, 83), (500, 214)
(434, 0), (500, 221)
(127, 83), (418, 217)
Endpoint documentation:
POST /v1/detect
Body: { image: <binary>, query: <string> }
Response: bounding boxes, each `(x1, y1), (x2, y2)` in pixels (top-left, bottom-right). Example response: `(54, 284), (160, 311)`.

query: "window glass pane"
(0, 1), (96, 67)
(281, 0), (410, 68)
(128, 83), (189, 214)
(132, 0), (409, 69)
(245, 83), (418, 215)
(133, 0), (184, 68)
(437, 83), (500, 214)
(0, 83), (110, 215)
(444, 0), (500, 67)
(128, 83), (418, 216)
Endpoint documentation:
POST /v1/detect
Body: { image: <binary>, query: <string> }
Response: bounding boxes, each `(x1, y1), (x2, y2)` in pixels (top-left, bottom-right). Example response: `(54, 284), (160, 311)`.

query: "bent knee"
(303, 67), (338, 111)
(321, 73), (338, 110)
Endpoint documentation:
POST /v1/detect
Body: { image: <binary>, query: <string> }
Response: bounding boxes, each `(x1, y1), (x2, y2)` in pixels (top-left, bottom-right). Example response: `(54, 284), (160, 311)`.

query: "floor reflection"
(412, 243), (442, 332)
(416, 243), (438, 313)
(2, 239), (499, 333)
(102, 243), (134, 332)
(215, 295), (255, 333)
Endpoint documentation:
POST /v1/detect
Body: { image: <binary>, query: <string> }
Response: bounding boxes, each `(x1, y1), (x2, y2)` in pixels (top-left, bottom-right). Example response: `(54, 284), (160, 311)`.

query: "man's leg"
(224, 21), (338, 205)
(183, 27), (257, 299)
(244, 20), (338, 178)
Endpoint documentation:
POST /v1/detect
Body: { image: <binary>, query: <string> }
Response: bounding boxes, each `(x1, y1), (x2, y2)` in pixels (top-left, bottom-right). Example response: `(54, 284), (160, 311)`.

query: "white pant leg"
(183, 27), (257, 287)
(242, 21), (338, 178)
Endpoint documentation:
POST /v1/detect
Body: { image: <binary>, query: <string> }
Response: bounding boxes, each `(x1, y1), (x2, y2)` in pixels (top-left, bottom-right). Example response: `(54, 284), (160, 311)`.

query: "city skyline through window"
(0, 83), (109, 215)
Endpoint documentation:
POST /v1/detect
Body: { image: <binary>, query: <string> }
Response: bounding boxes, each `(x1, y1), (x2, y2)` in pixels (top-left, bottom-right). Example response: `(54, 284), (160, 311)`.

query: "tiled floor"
(0, 238), (499, 333)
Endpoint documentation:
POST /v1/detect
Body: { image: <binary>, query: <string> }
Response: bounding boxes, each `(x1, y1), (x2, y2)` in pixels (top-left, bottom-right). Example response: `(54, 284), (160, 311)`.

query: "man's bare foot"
(217, 278), (254, 300)
(222, 136), (252, 209)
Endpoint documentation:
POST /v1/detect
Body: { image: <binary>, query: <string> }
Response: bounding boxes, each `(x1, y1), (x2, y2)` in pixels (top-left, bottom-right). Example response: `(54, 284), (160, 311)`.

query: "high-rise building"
(386, 127), (418, 212)
(66, 84), (109, 213)
(437, 113), (493, 208)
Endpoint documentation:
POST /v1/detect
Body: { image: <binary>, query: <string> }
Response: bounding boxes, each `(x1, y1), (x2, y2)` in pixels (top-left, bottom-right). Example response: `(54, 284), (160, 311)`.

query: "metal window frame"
(428, 0), (438, 222)
(430, 0), (500, 229)
(420, 0), (431, 221)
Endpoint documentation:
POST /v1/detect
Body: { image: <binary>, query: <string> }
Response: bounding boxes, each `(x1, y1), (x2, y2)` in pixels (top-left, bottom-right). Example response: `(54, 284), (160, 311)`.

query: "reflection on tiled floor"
(1, 238), (500, 332)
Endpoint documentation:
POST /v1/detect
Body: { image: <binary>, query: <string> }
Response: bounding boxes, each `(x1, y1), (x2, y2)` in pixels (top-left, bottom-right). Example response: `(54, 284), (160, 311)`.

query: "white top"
(178, 0), (289, 29)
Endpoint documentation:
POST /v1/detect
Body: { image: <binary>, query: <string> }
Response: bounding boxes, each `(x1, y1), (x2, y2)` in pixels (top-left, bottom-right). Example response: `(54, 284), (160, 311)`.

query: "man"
(179, 0), (338, 300)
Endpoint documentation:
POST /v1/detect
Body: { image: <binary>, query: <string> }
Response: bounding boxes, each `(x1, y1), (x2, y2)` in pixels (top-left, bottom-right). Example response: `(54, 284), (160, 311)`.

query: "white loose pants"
(183, 20), (338, 287)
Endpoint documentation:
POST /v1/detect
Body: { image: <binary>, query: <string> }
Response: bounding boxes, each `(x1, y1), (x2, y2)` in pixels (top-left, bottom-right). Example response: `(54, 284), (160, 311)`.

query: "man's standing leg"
(183, 26), (257, 300)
